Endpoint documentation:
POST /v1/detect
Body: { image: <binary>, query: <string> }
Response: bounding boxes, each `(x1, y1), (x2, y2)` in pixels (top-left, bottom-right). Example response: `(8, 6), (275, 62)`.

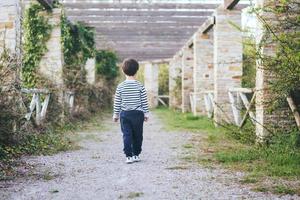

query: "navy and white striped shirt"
(113, 80), (149, 118)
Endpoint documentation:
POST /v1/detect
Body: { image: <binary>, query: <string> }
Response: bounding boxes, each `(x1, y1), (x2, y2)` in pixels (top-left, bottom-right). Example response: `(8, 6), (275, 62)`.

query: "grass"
(154, 107), (217, 134)
(154, 107), (300, 196)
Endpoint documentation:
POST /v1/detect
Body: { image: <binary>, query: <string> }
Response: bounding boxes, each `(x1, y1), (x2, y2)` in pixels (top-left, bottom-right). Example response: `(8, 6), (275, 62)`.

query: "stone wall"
(169, 54), (182, 109)
(0, 0), (22, 55)
(144, 62), (159, 108)
(193, 30), (214, 115)
(213, 6), (243, 124)
(181, 46), (194, 113)
(38, 8), (64, 87)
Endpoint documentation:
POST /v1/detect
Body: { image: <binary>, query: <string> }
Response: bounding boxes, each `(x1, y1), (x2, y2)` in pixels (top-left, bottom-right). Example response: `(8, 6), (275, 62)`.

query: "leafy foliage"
(242, 38), (256, 88)
(61, 14), (95, 88)
(158, 63), (169, 95)
(254, 0), (300, 105)
(95, 50), (118, 80)
(22, 4), (52, 88)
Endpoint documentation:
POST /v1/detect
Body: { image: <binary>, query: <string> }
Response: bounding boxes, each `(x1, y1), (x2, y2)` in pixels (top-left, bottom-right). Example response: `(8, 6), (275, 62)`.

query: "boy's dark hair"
(122, 58), (139, 76)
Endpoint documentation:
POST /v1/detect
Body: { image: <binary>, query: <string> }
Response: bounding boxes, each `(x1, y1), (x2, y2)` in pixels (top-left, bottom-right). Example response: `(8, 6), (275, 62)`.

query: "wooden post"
(35, 93), (41, 125)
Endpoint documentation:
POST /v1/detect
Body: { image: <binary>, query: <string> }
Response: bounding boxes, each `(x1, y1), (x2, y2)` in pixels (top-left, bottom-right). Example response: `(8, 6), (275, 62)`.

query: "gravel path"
(0, 114), (297, 200)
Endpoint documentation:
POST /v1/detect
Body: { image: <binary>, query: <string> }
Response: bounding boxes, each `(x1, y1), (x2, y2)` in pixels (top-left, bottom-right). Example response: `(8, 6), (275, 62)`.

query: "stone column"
(85, 58), (96, 85)
(181, 46), (194, 113)
(0, 0), (22, 54)
(169, 54), (182, 109)
(193, 30), (214, 116)
(254, 0), (295, 139)
(213, 6), (243, 124)
(38, 8), (64, 87)
(144, 62), (158, 108)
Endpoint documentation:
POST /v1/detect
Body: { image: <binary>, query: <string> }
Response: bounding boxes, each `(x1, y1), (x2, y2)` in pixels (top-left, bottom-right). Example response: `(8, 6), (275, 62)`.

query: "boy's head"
(122, 58), (139, 76)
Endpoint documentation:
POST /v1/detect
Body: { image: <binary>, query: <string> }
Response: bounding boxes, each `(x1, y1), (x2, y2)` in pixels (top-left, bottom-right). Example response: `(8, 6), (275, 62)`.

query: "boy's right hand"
(113, 118), (119, 122)
(144, 117), (149, 122)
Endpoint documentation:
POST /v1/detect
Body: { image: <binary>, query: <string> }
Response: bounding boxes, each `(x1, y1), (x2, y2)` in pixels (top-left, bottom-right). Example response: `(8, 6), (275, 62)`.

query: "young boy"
(113, 58), (149, 164)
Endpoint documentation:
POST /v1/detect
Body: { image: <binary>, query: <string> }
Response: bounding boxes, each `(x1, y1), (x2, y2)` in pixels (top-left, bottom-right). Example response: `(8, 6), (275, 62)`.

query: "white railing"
(21, 88), (50, 125)
(204, 90), (214, 118)
(228, 88), (256, 127)
(64, 91), (75, 113)
(189, 92), (203, 116)
(158, 95), (169, 107)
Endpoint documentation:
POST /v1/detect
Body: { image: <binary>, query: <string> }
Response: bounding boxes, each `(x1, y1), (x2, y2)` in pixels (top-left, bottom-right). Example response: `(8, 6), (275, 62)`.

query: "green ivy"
(22, 4), (52, 88)
(61, 14), (95, 88)
(95, 50), (118, 80)
(255, 0), (300, 105)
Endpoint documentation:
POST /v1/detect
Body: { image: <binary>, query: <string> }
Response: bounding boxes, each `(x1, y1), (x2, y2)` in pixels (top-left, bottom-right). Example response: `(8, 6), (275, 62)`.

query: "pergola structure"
(62, 0), (222, 61)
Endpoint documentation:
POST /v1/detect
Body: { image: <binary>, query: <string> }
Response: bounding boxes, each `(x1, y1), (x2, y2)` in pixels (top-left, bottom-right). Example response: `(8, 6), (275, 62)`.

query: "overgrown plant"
(95, 50), (118, 80)
(22, 4), (52, 88)
(242, 38), (256, 88)
(254, 0), (300, 106)
(0, 49), (26, 145)
(158, 63), (169, 95)
(61, 13), (95, 88)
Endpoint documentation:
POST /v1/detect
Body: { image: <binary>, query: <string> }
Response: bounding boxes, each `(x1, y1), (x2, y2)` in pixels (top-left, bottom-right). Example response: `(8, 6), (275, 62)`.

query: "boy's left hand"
(144, 117), (149, 122)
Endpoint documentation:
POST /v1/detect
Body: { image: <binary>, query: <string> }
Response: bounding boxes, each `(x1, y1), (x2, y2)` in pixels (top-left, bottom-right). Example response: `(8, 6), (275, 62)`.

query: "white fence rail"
(64, 91), (75, 113)
(204, 90), (214, 119)
(158, 95), (169, 107)
(21, 88), (50, 125)
(228, 88), (256, 127)
(189, 92), (202, 116)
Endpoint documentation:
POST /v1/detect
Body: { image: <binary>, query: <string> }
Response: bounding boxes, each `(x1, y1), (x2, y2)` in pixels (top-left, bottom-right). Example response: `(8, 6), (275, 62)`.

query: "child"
(113, 58), (149, 164)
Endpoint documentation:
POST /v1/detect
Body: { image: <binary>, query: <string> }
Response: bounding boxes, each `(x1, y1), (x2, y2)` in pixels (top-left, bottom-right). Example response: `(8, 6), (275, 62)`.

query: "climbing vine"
(22, 4), (52, 88)
(61, 13), (95, 88)
(95, 50), (118, 80)
(254, 0), (300, 106)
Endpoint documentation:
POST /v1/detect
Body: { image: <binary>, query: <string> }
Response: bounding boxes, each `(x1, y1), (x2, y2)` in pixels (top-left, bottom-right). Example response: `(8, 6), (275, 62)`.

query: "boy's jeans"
(120, 110), (144, 157)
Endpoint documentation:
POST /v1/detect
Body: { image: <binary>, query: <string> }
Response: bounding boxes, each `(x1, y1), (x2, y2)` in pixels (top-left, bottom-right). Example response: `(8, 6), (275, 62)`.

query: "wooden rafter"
(224, 0), (241, 9)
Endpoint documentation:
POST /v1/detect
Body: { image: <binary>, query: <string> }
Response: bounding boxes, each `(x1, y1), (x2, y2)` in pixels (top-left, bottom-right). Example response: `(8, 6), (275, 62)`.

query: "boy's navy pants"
(120, 110), (144, 157)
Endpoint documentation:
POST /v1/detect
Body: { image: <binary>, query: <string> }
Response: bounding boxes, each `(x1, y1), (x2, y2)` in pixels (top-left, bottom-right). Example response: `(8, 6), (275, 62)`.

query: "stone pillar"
(181, 46), (194, 113)
(0, 0), (22, 54)
(169, 54), (182, 109)
(38, 8), (64, 87)
(144, 62), (158, 108)
(193, 30), (214, 116)
(85, 58), (96, 85)
(254, 0), (295, 139)
(213, 6), (243, 124)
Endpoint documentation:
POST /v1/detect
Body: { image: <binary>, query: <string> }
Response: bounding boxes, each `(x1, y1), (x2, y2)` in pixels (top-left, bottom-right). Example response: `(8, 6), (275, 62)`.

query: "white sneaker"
(132, 155), (141, 162)
(126, 157), (133, 164)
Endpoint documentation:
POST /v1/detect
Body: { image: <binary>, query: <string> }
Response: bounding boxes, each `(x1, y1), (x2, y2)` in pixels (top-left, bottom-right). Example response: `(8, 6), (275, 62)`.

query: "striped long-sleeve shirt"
(113, 79), (149, 118)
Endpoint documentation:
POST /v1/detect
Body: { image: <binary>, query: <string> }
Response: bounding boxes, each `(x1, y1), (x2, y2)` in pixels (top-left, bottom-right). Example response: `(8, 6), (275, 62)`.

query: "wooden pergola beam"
(63, 2), (219, 10)
(224, 0), (241, 9)
(199, 16), (215, 34)
(65, 10), (213, 17)
(68, 16), (208, 23)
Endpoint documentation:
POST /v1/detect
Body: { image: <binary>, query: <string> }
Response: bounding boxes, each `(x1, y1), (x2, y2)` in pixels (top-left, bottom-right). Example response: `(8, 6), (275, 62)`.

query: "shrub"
(95, 50), (118, 80)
